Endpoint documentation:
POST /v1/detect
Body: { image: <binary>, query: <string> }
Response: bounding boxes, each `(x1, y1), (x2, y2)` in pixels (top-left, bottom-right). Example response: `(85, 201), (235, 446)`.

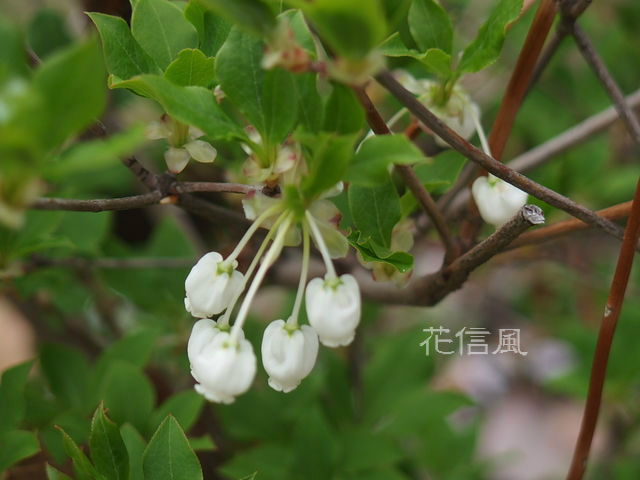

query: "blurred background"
(1, 0), (640, 479)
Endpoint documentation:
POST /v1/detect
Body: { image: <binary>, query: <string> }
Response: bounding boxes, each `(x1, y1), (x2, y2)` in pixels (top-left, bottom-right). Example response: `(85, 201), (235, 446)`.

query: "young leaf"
(33, 39), (106, 149)
(27, 9), (73, 60)
(348, 179), (401, 248)
(46, 464), (73, 480)
(298, 0), (387, 59)
(120, 424), (146, 480)
(89, 405), (129, 480)
(57, 427), (100, 479)
(164, 49), (215, 87)
(198, 0), (276, 37)
(378, 33), (452, 79)
(408, 0), (453, 53)
(457, 0), (523, 74)
(149, 391), (205, 433)
(88, 13), (160, 81)
(299, 133), (358, 203)
(112, 74), (243, 140)
(215, 27), (297, 144)
(0, 430), (40, 472)
(346, 135), (424, 186)
(142, 416), (203, 480)
(323, 84), (365, 134)
(348, 232), (414, 273)
(131, 0), (198, 69)
(0, 360), (33, 433)
(184, 0), (231, 56)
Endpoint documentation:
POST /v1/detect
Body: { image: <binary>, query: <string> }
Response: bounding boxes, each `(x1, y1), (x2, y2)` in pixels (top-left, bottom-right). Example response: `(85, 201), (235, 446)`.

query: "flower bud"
(305, 274), (361, 347)
(184, 252), (244, 318)
(471, 174), (528, 227)
(261, 319), (319, 392)
(188, 319), (256, 403)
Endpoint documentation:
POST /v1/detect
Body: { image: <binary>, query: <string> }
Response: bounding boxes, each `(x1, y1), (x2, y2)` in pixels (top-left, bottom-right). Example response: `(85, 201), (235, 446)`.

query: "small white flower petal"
(164, 147), (191, 174)
(184, 140), (217, 164)
(471, 175), (528, 228)
(146, 121), (170, 140)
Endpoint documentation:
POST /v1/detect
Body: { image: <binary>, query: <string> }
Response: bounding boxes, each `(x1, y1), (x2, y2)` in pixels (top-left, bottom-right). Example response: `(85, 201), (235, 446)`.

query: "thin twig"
(352, 86), (459, 262)
(121, 157), (159, 190)
(569, 23), (640, 145)
(375, 70), (624, 241)
(566, 179), (640, 480)
(31, 182), (256, 213)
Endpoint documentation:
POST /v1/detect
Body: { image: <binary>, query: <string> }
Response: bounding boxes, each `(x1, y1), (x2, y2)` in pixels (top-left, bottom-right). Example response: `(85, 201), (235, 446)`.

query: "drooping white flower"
(305, 274), (361, 347)
(146, 117), (217, 174)
(471, 174), (528, 228)
(188, 319), (256, 404)
(261, 319), (318, 392)
(184, 252), (244, 318)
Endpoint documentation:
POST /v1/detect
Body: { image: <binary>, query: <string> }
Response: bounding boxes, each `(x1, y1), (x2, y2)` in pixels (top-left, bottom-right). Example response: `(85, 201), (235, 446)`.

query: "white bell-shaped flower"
(471, 174), (528, 228)
(261, 319), (319, 392)
(184, 252), (244, 318)
(188, 319), (256, 404)
(305, 274), (361, 347)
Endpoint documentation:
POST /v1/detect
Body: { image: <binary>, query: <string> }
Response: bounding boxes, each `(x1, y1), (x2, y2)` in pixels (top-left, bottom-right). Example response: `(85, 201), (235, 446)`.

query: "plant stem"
(288, 223), (310, 326)
(305, 212), (337, 279)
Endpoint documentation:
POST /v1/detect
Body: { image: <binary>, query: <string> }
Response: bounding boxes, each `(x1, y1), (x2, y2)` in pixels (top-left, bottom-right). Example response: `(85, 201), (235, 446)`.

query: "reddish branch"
(488, 0), (558, 161)
(566, 180), (640, 480)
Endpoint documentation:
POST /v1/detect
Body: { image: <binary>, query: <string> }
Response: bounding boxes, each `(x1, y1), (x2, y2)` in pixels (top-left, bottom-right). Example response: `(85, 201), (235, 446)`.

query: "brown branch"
(352, 86), (459, 262)
(569, 23), (640, 145)
(374, 70), (624, 241)
(121, 156), (159, 190)
(509, 201), (632, 249)
(31, 182), (257, 213)
(567, 179), (640, 480)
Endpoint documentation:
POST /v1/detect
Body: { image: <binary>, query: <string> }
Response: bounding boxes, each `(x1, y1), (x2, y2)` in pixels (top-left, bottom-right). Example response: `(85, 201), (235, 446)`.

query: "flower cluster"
(185, 189), (360, 403)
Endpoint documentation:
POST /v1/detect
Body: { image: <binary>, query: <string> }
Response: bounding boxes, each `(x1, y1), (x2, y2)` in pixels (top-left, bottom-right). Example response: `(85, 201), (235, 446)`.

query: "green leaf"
(113, 74), (242, 140)
(215, 27), (297, 144)
(293, 73), (324, 132)
(33, 39), (106, 149)
(99, 361), (155, 432)
(150, 391), (205, 433)
(27, 9), (72, 60)
(413, 150), (467, 192)
(291, 406), (335, 479)
(346, 135), (423, 186)
(457, 0), (523, 74)
(299, 0), (387, 59)
(44, 126), (146, 180)
(0, 430), (39, 471)
(142, 416), (203, 480)
(164, 48), (215, 87)
(340, 429), (402, 472)
(299, 133), (358, 203)
(88, 13), (160, 81)
(131, 0), (198, 69)
(57, 427), (100, 479)
(189, 435), (216, 452)
(90, 405), (129, 480)
(184, 0), (231, 56)
(198, 0), (276, 37)
(348, 232), (414, 273)
(378, 33), (452, 79)
(323, 84), (365, 134)
(0, 361), (33, 433)
(120, 425), (146, 480)
(40, 344), (91, 410)
(408, 0), (452, 53)
(348, 180), (401, 248)
(0, 16), (28, 78)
